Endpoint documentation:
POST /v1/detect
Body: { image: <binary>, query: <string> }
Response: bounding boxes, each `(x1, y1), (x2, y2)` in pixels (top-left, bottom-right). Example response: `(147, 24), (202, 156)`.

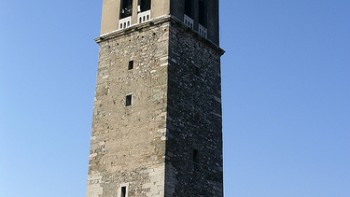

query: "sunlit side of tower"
(87, 0), (224, 196)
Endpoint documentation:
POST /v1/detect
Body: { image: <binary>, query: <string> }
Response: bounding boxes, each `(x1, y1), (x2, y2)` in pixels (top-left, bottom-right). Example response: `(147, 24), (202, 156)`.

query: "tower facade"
(87, 0), (224, 196)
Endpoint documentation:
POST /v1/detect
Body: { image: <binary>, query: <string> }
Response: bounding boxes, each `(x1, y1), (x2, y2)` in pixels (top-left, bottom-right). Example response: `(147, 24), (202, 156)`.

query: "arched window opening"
(120, 0), (133, 19)
(184, 0), (194, 18)
(138, 0), (151, 13)
(198, 0), (207, 27)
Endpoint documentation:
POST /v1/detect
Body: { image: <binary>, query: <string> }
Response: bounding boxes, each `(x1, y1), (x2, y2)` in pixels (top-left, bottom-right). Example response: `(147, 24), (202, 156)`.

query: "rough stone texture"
(87, 14), (223, 197)
(87, 22), (170, 197)
(164, 20), (223, 197)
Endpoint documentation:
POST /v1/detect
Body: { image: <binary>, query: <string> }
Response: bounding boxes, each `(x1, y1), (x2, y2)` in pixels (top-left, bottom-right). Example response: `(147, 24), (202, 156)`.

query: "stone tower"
(87, 0), (224, 196)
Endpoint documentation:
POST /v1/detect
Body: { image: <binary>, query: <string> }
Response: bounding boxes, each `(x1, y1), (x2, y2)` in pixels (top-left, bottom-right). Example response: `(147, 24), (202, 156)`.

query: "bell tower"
(87, 0), (224, 196)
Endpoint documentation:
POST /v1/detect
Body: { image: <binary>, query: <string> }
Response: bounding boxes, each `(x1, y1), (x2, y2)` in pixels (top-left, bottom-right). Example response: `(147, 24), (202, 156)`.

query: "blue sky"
(0, 0), (349, 196)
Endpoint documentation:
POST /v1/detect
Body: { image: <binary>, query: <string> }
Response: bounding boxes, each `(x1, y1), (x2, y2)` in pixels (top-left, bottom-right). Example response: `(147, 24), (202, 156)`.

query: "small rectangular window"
(193, 149), (199, 163)
(126, 94), (132, 106)
(194, 66), (200, 76)
(121, 186), (126, 197)
(128, 60), (134, 70)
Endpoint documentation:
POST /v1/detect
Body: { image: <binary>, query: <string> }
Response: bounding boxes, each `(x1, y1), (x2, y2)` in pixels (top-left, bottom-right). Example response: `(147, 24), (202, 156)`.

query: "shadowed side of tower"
(87, 1), (223, 196)
(165, 19), (224, 196)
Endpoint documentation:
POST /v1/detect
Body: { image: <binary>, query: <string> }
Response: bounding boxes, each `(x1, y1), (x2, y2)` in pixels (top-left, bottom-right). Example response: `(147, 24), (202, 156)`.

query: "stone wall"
(87, 22), (170, 197)
(165, 20), (224, 197)
(87, 17), (224, 197)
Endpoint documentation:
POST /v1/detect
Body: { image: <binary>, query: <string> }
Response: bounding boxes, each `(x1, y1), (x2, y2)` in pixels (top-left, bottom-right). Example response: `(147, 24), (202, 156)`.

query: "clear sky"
(0, 0), (349, 197)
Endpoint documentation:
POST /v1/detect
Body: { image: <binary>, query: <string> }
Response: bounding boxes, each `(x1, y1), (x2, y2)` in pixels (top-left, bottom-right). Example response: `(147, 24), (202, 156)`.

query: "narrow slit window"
(138, 0), (151, 12)
(199, 0), (208, 27)
(126, 94), (132, 106)
(194, 66), (200, 76)
(193, 149), (199, 163)
(120, 0), (133, 19)
(121, 186), (126, 197)
(128, 60), (134, 70)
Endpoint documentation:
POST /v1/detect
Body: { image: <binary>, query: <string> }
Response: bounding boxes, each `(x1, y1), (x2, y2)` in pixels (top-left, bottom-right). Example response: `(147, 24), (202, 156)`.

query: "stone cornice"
(95, 15), (225, 56)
